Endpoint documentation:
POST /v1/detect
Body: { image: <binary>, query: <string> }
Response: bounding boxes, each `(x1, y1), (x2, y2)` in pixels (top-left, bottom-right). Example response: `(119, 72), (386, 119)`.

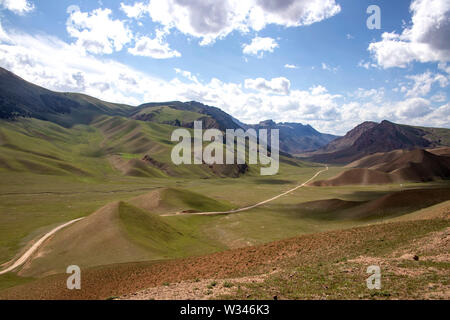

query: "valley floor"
(0, 164), (448, 299)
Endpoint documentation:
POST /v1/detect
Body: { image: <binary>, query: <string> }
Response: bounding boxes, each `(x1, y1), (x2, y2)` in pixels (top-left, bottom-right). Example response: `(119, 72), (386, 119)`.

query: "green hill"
(17, 193), (231, 277)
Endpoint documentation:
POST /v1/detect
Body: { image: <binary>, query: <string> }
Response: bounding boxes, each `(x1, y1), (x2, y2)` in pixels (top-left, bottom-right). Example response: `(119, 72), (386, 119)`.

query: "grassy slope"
(417, 126), (450, 146)
(218, 218), (449, 300)
(17, 200), (227, 278)
(129, 188), (236, 215)
(132, 105), (205, 123)
(0, 217), (447, 299)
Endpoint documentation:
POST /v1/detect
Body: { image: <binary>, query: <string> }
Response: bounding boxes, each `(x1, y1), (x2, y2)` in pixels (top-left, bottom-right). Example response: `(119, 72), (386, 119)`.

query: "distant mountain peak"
(308, 120), (449, 164)
(247, 119), (338, 154)
(258, 119), (276, 126)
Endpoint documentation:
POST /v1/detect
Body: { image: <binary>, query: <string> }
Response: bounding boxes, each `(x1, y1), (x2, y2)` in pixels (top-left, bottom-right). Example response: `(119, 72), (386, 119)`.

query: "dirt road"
(0, 167), (328, 274)
(0, 218), (84, 275)
(162, 166), (328, 216)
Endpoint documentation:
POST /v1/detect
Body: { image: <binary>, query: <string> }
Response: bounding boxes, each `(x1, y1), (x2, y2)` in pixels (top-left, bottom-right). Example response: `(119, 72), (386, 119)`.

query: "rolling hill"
(0, 115), (268, 179)
(296, 187), (450, 220)
(130, 101), (242, 132)
(17, 188), (235, 277)
(311, 149), (450, 186)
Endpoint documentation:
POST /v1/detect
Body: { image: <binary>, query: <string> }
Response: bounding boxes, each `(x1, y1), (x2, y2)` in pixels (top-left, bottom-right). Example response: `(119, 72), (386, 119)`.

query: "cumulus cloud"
(120, 0), (340, 45)
(0, 28), (163, 105)
(310, 85), (327, 95)
(421, 102), (450, 127)
(250, 0), (341, 29)
(369, 0), (450, 68)
(242, 36), (278, 56)
(0, 19), (447, 135)
(174, 68), (199, 83)
(0, 0), (34, 15)
(120, 2), (147, 19)
(128, 29), (181, 59)
(66, 6), (133, 55)
(245, 77), (290, 95)
(403, 71), (448, 97)
(349, 88), (386, 105)
(438, 62), (450, 74)
(395, 97), (433, 118)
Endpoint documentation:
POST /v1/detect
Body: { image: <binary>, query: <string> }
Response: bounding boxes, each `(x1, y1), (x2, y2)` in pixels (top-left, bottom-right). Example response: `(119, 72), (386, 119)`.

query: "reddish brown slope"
(312, 149), (450, 186)
(346, 150), (407, 169)
(297, 188), (450, 220)
(311, 168), (399, 186)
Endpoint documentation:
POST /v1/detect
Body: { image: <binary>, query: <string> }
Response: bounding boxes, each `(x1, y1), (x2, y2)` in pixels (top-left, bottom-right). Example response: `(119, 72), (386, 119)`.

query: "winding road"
(162, 166), (328, 216)
(0, 166), (327, 275)
(0, 218), (84, 275)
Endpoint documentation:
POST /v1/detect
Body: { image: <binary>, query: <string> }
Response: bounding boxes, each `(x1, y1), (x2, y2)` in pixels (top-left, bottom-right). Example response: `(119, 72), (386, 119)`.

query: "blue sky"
(0, 0), (448, 134)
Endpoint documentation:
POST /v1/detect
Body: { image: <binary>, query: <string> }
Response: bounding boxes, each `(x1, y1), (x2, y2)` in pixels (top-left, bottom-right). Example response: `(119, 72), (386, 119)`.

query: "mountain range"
(0, 67), (336, 154)
(1, 66), (449, 165)
(246, 120), (338, 154)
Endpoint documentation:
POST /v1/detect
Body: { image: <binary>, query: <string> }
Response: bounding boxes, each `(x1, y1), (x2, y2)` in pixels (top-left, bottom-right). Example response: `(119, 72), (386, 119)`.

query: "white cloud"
(438, 62), (450, 74)
(120, 0), (340, 45)
(128, 29), (180, 59)
(242, 36), (278, 57)
(0, 0), (34, 15)
(369, 0), (450, 68)
(0, 20), (447, 136)
(249, 0), (341, 30)
(284, 64), (298, 69)
(321, 62), (338, 72)
(351, 88), (385, 104)
(421, 102), (450, 127)
(66, 6), (133, 55)
(395, 97), (432, 118)
(403, 71), (449, 97)
(0, 28), (168, 105)
(358, 60), (377, 69)
(310, 85), (327, 95)
(174, 68), (199, 83)
(431, 92), (446, 102)
(120, 2), (147, 19)
(245, 77), (290, 95)
(0, 20), (10, 42)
